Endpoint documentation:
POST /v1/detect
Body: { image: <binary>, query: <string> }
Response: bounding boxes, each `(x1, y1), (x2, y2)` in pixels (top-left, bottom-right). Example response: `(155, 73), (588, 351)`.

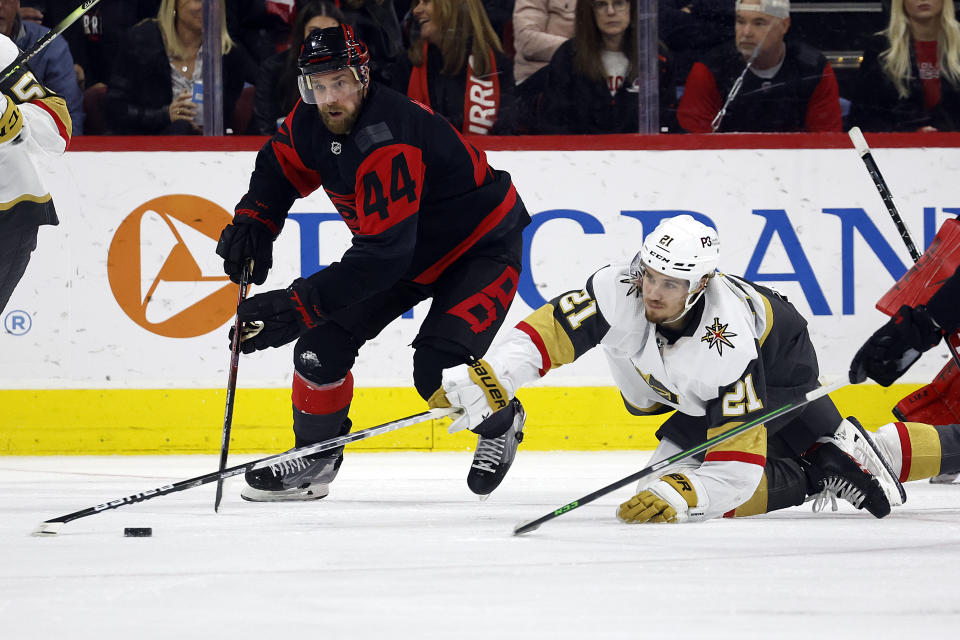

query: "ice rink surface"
(2, 451), (959, 639)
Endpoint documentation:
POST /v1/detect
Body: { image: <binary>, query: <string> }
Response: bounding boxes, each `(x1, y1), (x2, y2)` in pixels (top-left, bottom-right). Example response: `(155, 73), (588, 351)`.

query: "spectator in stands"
(339, 0), (406, 86)
(105, 0), (246, 135)
(677, 0), (842, 133)
(2, 0), (84, 133)
(849, 0), (960, 131)
(512, 0), (575, 85)
(392, 0), (516, 134)
(20, 1), (161, 90)
(252, 0), (343, 135)
(534, 0), (677, 134)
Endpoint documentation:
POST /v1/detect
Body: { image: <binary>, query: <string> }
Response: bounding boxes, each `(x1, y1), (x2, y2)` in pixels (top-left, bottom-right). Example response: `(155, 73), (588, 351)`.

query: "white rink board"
(3, 147), (959, 389)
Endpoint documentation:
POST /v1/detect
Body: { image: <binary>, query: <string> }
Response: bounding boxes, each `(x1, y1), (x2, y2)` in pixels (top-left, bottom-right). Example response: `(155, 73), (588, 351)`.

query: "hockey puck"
(123, 527), (152, 537)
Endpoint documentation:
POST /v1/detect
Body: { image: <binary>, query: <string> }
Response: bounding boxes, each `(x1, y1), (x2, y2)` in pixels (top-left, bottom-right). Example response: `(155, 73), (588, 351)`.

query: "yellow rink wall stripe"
(0, 384), (920, 455)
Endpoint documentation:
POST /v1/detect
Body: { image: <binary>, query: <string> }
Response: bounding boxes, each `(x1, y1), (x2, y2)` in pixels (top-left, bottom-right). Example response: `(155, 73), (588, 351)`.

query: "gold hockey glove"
(617, 473), (698, 524)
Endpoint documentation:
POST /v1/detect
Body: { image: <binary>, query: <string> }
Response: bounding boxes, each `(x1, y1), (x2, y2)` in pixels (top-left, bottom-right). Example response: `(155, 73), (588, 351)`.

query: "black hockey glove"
(232, 278), (325, 353)
(849, 304), (944, 386)
(216, 217), (275, 285)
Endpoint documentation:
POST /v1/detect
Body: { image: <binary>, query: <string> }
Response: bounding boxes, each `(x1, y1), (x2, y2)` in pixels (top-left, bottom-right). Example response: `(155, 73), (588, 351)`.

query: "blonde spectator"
(849, 0), (960, 131)
(105, 0), (246, 134)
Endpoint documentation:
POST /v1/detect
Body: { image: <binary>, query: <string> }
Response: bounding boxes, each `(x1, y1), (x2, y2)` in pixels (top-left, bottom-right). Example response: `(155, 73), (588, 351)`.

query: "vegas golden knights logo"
(701, 317), (737, 355)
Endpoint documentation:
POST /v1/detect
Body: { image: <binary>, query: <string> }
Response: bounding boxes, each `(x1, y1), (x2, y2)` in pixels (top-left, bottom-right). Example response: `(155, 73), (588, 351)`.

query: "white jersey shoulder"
(592, 267), (765, 416)
(0, 32), (17, 67)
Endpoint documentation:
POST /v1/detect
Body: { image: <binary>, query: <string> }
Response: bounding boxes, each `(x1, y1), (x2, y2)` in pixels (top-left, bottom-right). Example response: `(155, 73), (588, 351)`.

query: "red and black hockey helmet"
(297, 24), (370, 77)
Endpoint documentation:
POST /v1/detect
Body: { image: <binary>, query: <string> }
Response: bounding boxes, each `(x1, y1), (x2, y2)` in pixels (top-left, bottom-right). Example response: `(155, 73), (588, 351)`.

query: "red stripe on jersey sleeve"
(353, 144), (424, 235)
(31, 99), (70, 149)
(413, 183), (518, 284)
(448, 125), (490, 186)
(271, 112), (322, 196)
(704, 450), (767, 467)
(516, 320), (552, 377)
(895, 421), (912, 482)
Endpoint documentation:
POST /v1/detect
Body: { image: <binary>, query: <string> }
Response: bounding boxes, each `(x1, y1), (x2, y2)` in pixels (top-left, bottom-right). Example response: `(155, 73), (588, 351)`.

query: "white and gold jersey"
(0, 33), (72, 227)
(489, 262), (822, 520)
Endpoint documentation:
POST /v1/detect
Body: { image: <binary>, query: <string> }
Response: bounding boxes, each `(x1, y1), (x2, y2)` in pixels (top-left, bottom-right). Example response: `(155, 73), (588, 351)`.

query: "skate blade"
(930, 472), (959, 484)
(478, 493), (490, 502)
(240, 486), (330, 502)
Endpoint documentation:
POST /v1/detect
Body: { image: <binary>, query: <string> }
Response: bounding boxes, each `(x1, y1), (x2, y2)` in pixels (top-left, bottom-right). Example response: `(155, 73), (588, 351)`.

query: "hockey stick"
(848, 127), (960, 369)
(214, 263), (252, 512)
(0, 0), (103, 84)
(512, 380), (845, 536)
(32, 406), (457, 536)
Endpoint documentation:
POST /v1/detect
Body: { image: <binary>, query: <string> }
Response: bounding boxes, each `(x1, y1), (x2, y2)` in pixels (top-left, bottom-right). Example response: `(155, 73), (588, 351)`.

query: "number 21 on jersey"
(722, 373), (763, 416)
(558, 290), (597, 330)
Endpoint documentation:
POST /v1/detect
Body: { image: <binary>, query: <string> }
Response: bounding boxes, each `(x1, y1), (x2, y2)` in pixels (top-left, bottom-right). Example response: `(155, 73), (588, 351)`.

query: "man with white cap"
(677, 0), (842, 132)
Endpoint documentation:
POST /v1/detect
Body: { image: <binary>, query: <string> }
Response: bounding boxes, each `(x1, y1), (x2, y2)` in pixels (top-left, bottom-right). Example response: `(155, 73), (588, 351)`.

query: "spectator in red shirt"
(849, 0), (960, 131)
(676, 0), (842, 133)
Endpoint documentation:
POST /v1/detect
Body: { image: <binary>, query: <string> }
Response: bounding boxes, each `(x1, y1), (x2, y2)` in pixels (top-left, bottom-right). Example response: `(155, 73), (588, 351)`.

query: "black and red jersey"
(237, 82), (529, 314)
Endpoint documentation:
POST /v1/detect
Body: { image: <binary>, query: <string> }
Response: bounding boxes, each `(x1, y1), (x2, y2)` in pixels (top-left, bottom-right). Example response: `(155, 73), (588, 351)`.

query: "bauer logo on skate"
(107, 195), (236, 338)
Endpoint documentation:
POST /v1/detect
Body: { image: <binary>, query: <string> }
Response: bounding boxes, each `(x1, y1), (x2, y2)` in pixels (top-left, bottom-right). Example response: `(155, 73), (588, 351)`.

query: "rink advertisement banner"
(1, 142), (956, 452)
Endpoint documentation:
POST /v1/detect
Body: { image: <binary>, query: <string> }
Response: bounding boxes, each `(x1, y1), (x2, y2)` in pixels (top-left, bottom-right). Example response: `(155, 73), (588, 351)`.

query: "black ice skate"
(803, 437), (892, 518)
(467, 398), (526, 496)
(241, 450), (342, 502)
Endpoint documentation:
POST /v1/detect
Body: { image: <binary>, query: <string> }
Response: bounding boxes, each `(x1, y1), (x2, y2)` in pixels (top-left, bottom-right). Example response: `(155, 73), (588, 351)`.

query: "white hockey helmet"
(629, 215), (720, 316)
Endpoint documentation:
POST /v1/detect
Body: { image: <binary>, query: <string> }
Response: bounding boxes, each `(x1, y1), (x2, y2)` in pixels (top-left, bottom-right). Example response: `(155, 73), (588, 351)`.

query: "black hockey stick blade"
(214, 263), (252, 512)
(1, 0), (103, 84)
(512, 380), (845, 536)
(32, 407), (456, 536)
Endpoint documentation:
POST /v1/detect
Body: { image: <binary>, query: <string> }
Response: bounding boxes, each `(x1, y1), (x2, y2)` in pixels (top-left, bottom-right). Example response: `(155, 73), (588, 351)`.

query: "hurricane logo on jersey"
(324, 188), (359, 229)
(701, 317), (737, 355)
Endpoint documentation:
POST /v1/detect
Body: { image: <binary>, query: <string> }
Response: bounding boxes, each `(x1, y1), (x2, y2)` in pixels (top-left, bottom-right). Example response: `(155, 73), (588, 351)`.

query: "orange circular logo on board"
(108, 194), (236, 338)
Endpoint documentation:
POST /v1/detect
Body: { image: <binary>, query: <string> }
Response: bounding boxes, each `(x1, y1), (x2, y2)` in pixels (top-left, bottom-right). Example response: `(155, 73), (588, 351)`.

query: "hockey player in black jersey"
(430, 215), (958, 524)
(216, 25), (530, 501)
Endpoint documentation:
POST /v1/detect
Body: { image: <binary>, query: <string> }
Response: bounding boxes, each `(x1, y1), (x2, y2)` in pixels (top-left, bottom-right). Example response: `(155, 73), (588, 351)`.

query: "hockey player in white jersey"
(0, 33), (72, 313)
(430, 215), (938, 523)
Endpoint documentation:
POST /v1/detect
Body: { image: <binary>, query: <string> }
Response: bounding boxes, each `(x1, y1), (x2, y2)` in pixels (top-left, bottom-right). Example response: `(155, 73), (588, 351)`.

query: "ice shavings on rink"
(1, 451), (959, 639)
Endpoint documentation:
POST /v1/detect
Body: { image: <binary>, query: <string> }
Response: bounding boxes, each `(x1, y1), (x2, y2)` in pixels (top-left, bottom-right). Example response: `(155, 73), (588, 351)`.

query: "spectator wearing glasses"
(849, 0), (960, 131)
(535, 0), (677, 134)
(676, 0), (841, 132)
